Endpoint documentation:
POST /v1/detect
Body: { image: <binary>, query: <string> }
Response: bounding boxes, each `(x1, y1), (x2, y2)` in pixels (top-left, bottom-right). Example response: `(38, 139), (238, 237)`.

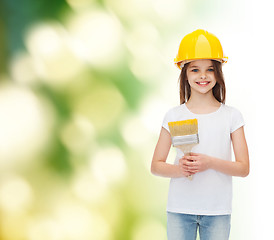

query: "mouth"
(196, 81), (211, 86)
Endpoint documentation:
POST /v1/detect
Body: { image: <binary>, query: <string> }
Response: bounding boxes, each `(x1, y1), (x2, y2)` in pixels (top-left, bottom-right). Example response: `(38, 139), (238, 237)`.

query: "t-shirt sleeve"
(162, 110), (171, 132)
(230, 107), (245, 133)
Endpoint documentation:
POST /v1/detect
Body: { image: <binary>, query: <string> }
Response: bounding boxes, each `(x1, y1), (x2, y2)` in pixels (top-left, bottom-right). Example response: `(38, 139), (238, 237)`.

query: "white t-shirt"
(162, 103), (244, 215)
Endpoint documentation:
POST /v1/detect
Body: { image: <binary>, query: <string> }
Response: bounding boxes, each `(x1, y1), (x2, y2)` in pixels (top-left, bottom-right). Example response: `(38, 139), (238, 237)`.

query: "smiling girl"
(151, 30), (249, 240)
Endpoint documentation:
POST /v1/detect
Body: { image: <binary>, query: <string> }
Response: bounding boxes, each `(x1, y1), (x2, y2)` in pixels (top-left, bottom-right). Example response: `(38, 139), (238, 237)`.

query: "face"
(186, 59), (217, 95)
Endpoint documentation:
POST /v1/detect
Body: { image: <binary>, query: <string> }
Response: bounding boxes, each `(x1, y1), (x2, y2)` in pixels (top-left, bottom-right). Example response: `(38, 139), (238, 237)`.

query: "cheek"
(210, 74), (217, 83)
(186, 72), (195, 81)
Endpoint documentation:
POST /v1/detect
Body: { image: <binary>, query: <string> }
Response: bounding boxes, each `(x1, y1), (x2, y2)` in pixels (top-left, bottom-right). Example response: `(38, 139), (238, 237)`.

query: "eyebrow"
(189, 65), (214, 68)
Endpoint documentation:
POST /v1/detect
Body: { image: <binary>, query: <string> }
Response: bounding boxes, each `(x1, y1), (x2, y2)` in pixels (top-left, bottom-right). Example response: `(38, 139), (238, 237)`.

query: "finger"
(188, 165), (199, 171)
(182, 167), (194, 174)
(188, 165), (198, 171)
(182, 158), (191, 163)
(187, 170), (197, 175)
(183, 164), (197, 172)
(183, 160), (194, 166)
(182, 169), (194, 177)
(181, 165), (189, 171)
(184, 156), (195, 161)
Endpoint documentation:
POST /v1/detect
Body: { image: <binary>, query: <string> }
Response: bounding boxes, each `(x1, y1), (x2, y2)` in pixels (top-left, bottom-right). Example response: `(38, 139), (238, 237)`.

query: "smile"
(196, 81), (210, 86)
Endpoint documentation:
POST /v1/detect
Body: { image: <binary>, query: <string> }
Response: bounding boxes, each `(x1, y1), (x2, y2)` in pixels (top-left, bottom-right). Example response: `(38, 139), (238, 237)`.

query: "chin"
(192, 87), (213, 95)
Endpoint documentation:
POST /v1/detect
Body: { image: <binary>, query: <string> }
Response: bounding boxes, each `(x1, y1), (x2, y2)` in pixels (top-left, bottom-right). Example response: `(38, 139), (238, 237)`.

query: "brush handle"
(176, 144), (198, 180)
(184, 152), (193, 180)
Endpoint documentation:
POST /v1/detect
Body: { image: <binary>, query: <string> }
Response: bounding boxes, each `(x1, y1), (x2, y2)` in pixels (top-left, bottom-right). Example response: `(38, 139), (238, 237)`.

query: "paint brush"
(168, 119), (199, 180)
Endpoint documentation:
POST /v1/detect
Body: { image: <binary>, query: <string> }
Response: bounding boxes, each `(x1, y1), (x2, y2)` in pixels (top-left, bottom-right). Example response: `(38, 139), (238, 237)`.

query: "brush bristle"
(168, 119), (198, 137)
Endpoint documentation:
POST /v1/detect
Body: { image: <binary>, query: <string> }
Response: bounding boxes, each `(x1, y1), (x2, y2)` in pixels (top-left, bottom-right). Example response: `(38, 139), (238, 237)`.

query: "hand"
(179, 153), (212, 174)
(179, 163), (195, 178)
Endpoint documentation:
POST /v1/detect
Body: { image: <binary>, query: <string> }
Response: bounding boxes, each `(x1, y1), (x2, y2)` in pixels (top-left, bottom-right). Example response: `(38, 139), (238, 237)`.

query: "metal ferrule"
(172, 134), (199, 147)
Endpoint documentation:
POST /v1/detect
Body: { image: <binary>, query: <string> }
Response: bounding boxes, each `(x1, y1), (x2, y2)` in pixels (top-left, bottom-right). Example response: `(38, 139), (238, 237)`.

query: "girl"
(151, 29), (249, 240)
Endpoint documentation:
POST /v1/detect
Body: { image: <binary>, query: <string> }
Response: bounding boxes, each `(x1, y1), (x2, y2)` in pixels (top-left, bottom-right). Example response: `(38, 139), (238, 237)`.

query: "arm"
(151, 127), (193, 178)
(215, 126), (250, 177)
(181, 126), (250, 177)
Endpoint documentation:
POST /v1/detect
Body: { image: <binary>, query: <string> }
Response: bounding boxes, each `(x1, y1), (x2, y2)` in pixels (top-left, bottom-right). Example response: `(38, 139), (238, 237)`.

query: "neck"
(186, 91), (220, 108)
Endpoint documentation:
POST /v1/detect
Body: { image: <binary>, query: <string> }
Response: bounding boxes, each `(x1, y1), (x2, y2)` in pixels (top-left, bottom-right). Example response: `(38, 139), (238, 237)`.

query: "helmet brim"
(175, 57), (228, 70)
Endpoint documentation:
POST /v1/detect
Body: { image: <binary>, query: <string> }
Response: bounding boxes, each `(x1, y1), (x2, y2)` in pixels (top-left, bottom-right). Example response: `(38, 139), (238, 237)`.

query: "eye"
(208, 68), (214, 72)
(191, 69), (199, 72)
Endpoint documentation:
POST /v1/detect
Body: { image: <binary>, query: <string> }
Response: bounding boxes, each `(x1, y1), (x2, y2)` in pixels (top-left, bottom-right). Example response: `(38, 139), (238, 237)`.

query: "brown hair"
(178, 60), (226, 104)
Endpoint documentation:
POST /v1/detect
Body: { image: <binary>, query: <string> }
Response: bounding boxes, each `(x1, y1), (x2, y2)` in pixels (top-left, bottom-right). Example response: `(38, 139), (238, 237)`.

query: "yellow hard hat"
(174, 29), (228, 70)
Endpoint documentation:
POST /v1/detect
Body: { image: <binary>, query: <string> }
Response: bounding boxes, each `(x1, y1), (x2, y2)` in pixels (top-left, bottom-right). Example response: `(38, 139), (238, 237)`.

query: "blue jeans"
(167, 212), (231, 240)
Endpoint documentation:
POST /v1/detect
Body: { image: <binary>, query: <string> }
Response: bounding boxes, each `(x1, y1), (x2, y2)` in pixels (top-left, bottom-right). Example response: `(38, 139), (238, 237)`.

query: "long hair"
(178, 60), (226, 104)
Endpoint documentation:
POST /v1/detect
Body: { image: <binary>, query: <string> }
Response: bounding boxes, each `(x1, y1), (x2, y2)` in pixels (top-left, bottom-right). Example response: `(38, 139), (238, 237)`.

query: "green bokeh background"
(0, 0), (250, 239)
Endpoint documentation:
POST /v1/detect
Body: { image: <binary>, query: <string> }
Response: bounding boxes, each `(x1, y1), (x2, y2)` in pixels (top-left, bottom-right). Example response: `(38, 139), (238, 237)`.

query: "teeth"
(197, 82), (209, 85)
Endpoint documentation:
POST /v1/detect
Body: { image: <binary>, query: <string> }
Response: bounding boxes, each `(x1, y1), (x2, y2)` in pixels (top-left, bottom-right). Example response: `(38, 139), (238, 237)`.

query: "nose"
(200, 72), (207, 79)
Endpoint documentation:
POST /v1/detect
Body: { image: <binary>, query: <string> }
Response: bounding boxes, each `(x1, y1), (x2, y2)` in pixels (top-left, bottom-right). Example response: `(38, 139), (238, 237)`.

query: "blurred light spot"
(66, 0), (95, 10)
(74, 84), (125, 130)
(56, 204), (93, 238)
(139, 96), (171, 134)
(121, 115), (152, 148)
(128, 47), (160, 82)
(0, 84), (53, 167)
(90, 146), (127, 185)
(26, 23), (62, 57)
(60, 114), (95, 155)
(125, 22), (162, 81)
(25, 22), (85, 85)
(28, 218), (62, 240)
(150, 0), (185, 22)
(105, 0), (148, 20)
(126, 22), (159, 51)
(0, 175), (33, 212)
(10, 52), (37, 84)
(2, 214), (30, 240)
(67, 10), (123, 69)
(55, 203), (111, 239)
(158, 71), (179, 105)
(132, 218), (166, 240)
(72, 170), (107, 203)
